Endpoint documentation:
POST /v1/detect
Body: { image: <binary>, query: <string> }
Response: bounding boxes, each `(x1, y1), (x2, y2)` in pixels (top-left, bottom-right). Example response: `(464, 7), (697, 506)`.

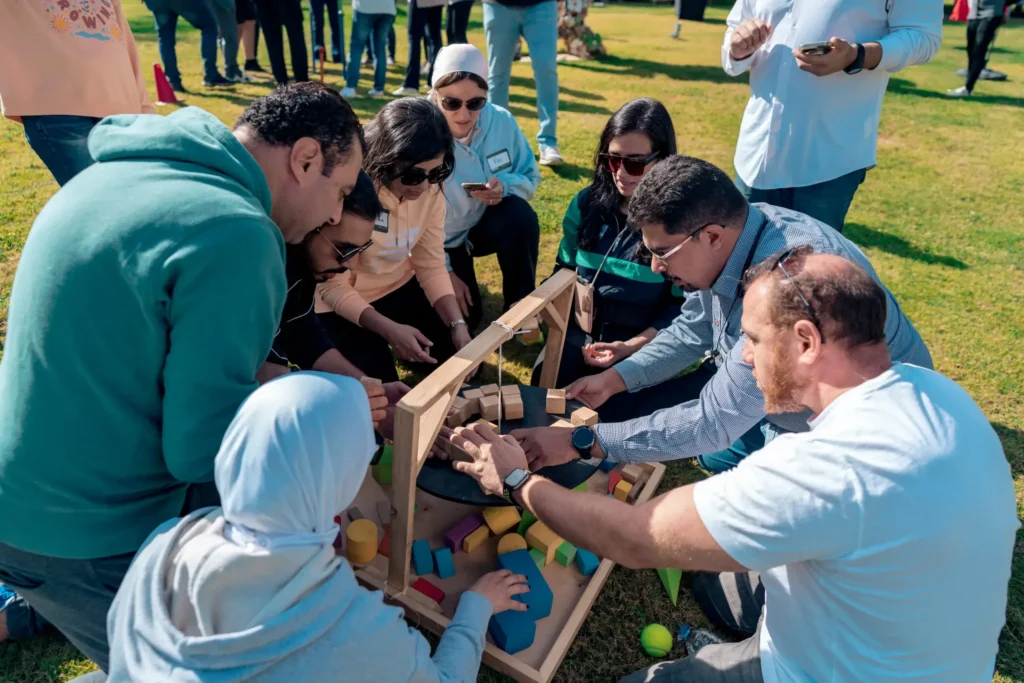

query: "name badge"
(486, 149), (512, 174)
(373, 210), (389, 233)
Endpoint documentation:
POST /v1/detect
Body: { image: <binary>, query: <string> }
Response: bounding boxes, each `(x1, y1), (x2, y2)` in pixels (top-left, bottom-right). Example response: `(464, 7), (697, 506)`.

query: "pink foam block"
(444, 513), (486, 553)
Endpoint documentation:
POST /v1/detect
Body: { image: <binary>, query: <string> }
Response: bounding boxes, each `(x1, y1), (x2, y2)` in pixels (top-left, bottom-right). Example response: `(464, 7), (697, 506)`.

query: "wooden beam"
(536, 285), (574, 389)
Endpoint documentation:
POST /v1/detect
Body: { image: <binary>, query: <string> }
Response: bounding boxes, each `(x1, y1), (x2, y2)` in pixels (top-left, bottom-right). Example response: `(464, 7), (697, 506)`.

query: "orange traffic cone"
(154, 63), (184, 106)
(950, 0), (969, 22)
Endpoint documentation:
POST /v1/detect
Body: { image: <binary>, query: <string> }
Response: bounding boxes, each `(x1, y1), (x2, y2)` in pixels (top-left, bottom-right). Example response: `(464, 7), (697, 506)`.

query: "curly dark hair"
(363, 98), (455, 190)
(234, 82), (364, 176)
(344, 171), (384, 222)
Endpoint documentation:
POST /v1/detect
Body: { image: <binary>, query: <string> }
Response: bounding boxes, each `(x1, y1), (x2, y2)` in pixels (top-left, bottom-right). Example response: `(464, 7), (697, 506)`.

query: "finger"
(457, 292), (471, 318)
(507, 573), (529, 586)
(419, 351), (437, 364)
(509, 584), (532, 597)
(502, 435), (520, 447)
(474, 423), (504, 444)
(507, 600), (529, 612)
(413, 330), (434, 347)
(509, 428), (532, 440)
(564, 380), (585, 400)
(456, 425), (487, 447)
(452, 461), (474, 475)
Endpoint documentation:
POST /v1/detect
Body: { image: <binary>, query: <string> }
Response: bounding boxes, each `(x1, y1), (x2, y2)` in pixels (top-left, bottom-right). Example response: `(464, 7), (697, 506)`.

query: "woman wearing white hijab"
(106, 372), (528, 682)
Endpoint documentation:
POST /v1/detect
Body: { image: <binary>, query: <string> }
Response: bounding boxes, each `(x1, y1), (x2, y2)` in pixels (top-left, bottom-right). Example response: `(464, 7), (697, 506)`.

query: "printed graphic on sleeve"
(45, 0), (125, 42)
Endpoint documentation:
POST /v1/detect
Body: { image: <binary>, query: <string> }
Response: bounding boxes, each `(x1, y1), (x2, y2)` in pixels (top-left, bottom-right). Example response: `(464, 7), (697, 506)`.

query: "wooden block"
(551, 419), (574, 429)
(412, 539), (434, 576)
(489, 607), (536, 654)
(519, 316), (543, 344)
(570, 407), (599, 427)
(620, 464), (643, 484)
(345, 519), (378, 564)
(446, 397), (473, 428)
(479, 394), (501, 421)
(376, 501), (392, 526)
(461, 388), (485, 414)
(575, 548), (600, 576)
(545, 388), (566, 415)
(525, 521), (563, 566)
(608, 471), (623, 495)
(529, 548), (546, 569)
(497, 533), (529, 555)
(371, 443), (393, 485)
(462, 524), (491, 553)
(502, 393), (524, 420)
(433, 547), (455, 579)
(517, 509), (538, 536)
(626, 479), (642, 504)
(500, 384), (521, 396)
(483, 506), (521, 535)
(411, 577), (446, 604)
(555, 541), (577, 567)
(346, 506), (364, 522)
(614, 479), (633, 502)
(480, 384), (500, 396)
(498, 548), (553, 619)
(378, 524), (391, 558)
(468, 419), (498, 432)
(444, 514), (485, 553)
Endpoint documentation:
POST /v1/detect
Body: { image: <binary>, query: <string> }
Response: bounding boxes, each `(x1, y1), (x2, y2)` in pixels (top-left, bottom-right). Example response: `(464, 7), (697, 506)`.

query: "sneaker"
(670, 23), (681, 38)
(368, 88), (385, 96)
(539, 145), (564, 167)
(340, 86), (358, 98)
(226, 70), (252, 83)
(203, 74), (232, 87)
(392, 86), (420, 96)
(169, 80), (187, 93)
(387, 56), (396, 66)
(946, 86), (971, 98)
(243, 59), (265, 73)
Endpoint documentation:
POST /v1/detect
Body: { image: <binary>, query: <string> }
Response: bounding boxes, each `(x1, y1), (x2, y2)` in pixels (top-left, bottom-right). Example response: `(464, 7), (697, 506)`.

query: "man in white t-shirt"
(447, 248), (1019, 682)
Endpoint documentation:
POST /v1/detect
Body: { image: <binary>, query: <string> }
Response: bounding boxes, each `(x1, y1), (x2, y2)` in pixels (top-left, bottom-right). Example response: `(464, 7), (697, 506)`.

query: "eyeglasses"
(439, 96), (487, 112)
(599, 152), (660, 176)
(644, 224), (712, 262)
(317, 228), (373, 265)
(771, 248), (826, 344)
(398, 162), (452, 186)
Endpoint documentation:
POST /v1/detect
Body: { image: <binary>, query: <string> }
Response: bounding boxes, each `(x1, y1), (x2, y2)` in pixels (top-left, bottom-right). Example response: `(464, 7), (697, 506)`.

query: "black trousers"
(444, 195), (540, 332)
(255, 0), (308, 84)
(403, 0), (443, 89)
(446, 0), (473, 44)
(317, 278), (457, 382)
(965, 17), (1001, 92)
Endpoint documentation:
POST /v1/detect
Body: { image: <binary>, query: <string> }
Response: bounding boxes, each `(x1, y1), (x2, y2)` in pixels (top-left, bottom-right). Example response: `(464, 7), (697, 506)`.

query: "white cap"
(430, 44), (488, 88)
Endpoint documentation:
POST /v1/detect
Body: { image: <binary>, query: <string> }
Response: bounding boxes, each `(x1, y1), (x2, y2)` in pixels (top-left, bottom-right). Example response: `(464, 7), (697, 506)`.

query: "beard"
(758, 343), (809, 415)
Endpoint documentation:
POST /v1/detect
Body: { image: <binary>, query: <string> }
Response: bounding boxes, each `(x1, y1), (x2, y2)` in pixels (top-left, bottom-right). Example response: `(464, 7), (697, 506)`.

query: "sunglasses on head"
(439, 96), (487, 112)
(398, 162), (452, 186)
(771, 247), (827, 344)
(599, 152), (660, 176)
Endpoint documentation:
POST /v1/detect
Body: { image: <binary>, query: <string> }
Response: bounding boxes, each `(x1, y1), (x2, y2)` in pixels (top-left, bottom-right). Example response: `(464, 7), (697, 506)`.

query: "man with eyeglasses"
(447, 250), (1017, 683)
(513, 155), (933, 474)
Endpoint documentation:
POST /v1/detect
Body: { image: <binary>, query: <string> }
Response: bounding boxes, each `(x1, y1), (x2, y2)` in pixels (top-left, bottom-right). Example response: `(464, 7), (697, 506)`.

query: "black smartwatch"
(844, 43), (865, 75)
(571, 426), (596, 459)
(503, 468), (532, 501)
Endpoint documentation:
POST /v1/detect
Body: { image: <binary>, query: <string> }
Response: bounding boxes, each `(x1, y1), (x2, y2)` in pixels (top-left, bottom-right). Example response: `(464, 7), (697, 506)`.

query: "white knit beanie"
(430, 44), (488, 87)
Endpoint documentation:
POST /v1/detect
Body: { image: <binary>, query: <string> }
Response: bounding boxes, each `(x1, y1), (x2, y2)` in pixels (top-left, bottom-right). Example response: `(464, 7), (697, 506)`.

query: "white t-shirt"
(694, 363), (1019, 683)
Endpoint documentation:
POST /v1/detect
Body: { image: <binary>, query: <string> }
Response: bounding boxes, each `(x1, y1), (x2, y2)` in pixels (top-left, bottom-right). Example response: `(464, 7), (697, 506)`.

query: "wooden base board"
(349, 462), (666, 683)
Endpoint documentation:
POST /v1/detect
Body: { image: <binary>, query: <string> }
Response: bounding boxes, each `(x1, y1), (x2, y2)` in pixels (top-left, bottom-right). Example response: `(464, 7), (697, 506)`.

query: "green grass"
(1, 2), (1022, 681)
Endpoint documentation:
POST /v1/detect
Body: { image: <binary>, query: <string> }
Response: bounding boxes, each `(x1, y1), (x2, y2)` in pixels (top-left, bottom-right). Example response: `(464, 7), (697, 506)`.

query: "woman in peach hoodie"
(316, 98), (473, 382)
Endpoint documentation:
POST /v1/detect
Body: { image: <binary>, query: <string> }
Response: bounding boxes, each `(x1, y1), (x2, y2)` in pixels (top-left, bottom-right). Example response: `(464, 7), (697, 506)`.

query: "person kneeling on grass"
(107, 372), (529, 682)
(316, 98), (475, 382)
(445, 250), (1019, 683)
(430, 44), (541, 332)
(531, 98), (684, 422)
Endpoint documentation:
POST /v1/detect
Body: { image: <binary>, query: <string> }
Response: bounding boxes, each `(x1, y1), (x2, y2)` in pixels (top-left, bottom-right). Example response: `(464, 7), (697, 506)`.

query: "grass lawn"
(1, 1), (1022, 681)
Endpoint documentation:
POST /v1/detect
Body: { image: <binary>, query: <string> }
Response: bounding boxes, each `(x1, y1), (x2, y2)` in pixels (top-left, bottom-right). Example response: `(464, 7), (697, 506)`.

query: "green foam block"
(371, 444), (393, 485)
(572, 481), (588, 493)
(657, 568), (682, 606)
(555, 541), (577, 567)
(529, 548), (546, 569)
(517, 509), (537, 536)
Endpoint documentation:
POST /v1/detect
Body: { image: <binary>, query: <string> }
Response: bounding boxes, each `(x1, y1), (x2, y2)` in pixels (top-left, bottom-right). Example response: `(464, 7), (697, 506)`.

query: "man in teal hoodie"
(0, 82), (364, 671)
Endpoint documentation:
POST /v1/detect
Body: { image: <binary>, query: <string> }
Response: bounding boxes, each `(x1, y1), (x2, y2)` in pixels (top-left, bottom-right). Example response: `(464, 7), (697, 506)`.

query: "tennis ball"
(640, 623), (673, 657)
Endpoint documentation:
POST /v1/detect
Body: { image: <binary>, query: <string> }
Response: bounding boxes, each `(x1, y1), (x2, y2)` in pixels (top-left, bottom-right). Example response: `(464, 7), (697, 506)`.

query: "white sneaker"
(946, 86), (971, 98)
(387, 56), (396, 66)
(340, 86), (358, 98)
(670, 23), (681, 38)
(391, 86), (420, 96)
(539, 145), (564, 167)
(368, 88), (385, 96)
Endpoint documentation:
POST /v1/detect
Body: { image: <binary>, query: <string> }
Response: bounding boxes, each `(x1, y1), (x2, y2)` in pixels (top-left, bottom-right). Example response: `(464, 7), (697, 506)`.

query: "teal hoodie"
(0, 108), (286, 560)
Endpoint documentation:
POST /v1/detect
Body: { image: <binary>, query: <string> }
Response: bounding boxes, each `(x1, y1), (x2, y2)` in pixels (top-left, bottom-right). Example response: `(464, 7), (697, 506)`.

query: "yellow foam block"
(462, 524), (491, 553)
(483, 506), (521, 535)
(346, 519), (379, 564)
(525, 521), (563, 566)
(614, 479), (633, 502)
(497, 533), (529, 555)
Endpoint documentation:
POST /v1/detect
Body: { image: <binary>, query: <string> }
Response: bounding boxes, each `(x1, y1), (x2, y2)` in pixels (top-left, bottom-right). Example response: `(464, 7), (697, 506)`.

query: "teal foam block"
(412, 539), (433, 576)
(497, 548), (552, 620)
(489, 608), (536, 654)
(575, 548), (599, 576)
(598, 458), (616, 473)
(434, 546), (455, 579)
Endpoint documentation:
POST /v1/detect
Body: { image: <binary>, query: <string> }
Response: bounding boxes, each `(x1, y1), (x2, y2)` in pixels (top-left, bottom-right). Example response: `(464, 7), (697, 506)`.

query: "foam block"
(571, 407), (599, 427)
(346, 519), (378, 564)
(545, 388), (566, 414)
(479, 394), (501, 421)
(444, 514), (485, 553)
(434, 547), (455, 579)
(498, 548), (553, 620)
(572, 481), (588, 493)
(376, 501), (391, 526)
(529, 548), (546, 569)
(462, 524), (491, 553)
(502, 393), (524, 420)
(657, 568), (682, 606)
(412, 539), (434, 576)
(497, 533), (528, 555)
(555, 541), (577, 567)
(371, 443), (393, 485)
(598, 458), (617, 473)
(608, 471), (623, 495)
(488, 608), (536, 654)
(614, 480), (633, 502)
(483, 506), (521, 535)
(620, 464), (643, 484)
(346, 506), (364, 521)
(517, 509), (538, 536)
(575, 548), (600, 577)
(411, 577), (446, 604)
(480, 384), (500, 396)
(525, 521), (563, 566)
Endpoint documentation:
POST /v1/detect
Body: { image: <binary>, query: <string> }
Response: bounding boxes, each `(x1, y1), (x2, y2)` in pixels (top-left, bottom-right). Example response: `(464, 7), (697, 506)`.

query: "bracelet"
(449, 319), (468, 329)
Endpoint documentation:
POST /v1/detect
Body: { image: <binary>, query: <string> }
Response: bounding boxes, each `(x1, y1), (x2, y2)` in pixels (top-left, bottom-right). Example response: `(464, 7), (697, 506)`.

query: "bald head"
(744, 247), (888, 348)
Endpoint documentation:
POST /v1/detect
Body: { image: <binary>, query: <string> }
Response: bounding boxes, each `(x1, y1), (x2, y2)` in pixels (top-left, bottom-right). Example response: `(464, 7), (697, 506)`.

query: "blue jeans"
(697, 421), (767, 474)
(152, 3), (221, 85)
(734, 167), (868, 233)
(209, 0), (241, 76)
(483, 0), (559, 149)
(309, 0), (342, 63)
(349, 12), (394, 90)
(21, 115), (100, 187)
(0, 586), (49, 641)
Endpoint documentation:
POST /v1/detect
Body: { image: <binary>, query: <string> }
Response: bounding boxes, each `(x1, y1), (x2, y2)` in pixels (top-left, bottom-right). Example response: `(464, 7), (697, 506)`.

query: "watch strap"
(844, 43), (865, 74)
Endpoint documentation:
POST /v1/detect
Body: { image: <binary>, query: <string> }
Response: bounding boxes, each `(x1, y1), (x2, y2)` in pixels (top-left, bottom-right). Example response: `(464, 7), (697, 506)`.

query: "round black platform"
(417, 385), (598, 506)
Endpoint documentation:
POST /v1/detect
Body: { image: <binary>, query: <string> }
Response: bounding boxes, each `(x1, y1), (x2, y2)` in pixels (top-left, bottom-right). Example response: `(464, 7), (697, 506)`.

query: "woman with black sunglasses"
(531, 98), (688, 421)
(316, 98), (473, 382)
(429, 44), (541, 331)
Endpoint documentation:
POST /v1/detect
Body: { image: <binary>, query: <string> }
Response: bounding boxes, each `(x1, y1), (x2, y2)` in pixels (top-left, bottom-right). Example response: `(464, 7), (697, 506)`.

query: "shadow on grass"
(993, 423), (1023, 477)
(508, 92), (612, 115)
(887, 77), (1023, 108)
(509, 75), (606, 101)
(844, 223), (968, 270)
(559, 54), (743, 86)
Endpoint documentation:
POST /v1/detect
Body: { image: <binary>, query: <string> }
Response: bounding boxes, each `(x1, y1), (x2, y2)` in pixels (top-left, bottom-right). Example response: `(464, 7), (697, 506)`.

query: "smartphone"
(799, 41), (833, 56)
(461, 182), (489, 191)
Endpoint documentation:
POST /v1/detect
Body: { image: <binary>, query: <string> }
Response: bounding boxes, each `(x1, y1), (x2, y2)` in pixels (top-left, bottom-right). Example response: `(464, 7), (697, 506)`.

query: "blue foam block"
(412, 539), (434, 576)
(433, 546), (455, 579)
(598, 459), (616, 473)
(497, 548), (552, 620)
(488, 608), (536, 654)
(575, 548), (600, 577)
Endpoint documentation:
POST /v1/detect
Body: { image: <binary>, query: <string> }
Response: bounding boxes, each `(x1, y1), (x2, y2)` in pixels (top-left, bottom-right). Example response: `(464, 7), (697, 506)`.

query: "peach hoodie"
(316, 184), (455, 324)
(0, 0), (153, 121)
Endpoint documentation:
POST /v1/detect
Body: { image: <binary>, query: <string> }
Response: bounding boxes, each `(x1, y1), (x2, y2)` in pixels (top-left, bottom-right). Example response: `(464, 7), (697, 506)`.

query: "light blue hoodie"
(442, 102), (541, 261)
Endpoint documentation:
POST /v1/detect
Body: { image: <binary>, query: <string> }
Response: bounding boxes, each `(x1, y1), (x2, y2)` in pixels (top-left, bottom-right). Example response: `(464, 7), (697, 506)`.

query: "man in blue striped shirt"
(513, 155), (932, 468)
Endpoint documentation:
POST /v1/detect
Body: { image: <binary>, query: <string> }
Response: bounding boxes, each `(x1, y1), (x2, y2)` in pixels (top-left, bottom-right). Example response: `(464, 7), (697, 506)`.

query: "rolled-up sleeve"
(722, 0), (758, 76)
(876, 0), (943, 73)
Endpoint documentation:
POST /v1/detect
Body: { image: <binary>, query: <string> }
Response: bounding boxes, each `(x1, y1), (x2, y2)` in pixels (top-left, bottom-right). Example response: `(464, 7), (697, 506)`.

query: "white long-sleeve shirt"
(722, 0), (942, 190)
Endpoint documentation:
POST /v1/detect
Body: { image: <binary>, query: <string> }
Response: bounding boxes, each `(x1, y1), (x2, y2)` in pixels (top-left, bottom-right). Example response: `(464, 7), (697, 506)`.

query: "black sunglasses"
(317, 229), (373, 265)
(772, 248), (826, 344)
(439, 95), (487, 112)
(599, 152), (660, 176)
(398, 162), (452, 186)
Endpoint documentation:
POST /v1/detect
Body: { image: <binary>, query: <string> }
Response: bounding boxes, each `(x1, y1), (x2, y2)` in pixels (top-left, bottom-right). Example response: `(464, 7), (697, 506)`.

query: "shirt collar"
(711, 203), (763, 300)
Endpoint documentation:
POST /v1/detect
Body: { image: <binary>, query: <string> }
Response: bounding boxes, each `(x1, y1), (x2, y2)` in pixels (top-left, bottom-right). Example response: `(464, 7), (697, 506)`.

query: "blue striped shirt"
(596, 203), (933, 464)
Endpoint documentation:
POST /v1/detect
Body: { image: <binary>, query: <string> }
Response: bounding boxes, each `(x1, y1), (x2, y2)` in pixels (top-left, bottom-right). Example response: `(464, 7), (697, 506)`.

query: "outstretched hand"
(450, 423), (529, 497)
